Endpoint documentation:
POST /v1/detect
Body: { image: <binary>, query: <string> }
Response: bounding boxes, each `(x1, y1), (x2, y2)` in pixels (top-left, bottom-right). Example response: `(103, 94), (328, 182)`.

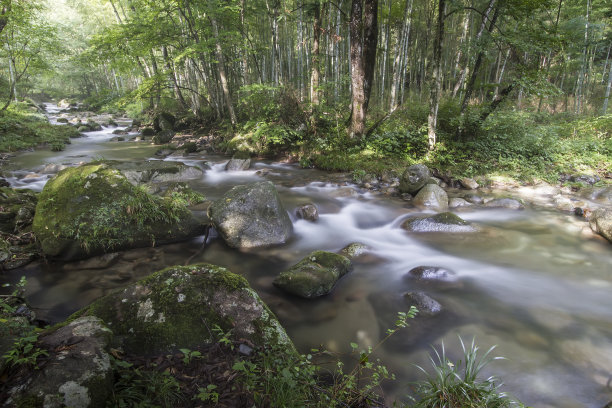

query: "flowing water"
(2, 105), (612, 407)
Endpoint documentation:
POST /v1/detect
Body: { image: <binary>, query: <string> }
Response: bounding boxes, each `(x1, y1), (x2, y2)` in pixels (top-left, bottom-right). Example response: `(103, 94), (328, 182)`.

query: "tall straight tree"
(349, 0), (378, 139)
(427, 0), (445, 151)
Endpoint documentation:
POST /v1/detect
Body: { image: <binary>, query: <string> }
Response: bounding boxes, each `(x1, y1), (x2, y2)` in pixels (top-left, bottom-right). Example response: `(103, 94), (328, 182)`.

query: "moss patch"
(32, 164), (204, 259)
(74, 264), (294, 355)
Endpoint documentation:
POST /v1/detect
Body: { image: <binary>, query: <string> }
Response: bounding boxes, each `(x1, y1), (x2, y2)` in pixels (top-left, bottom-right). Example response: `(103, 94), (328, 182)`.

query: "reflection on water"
(2, 105), (612, 407)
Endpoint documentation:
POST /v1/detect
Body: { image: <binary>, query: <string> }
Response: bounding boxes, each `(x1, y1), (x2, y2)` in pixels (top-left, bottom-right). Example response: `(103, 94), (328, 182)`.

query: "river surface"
(2, 104), (612, 407)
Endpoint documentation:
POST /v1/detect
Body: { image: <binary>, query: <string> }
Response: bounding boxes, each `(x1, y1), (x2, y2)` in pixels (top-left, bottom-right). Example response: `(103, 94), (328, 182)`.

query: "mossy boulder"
(152, 129), (175, 145)
(153, 112), (176, 132)
(273, 251), (351, 298)
(208, 181), (293, 248)
(74, 264), (294, 355)
(589, 208), (612, 243)
(6, 316), (114, 408)
(413, 184), (449, 211)
(141, 127), (155, 136)
(399, 164), (431, 194)
(401, 212), (478, 233)
(0, 187), (37, 234)
(32, 164), (206, 260)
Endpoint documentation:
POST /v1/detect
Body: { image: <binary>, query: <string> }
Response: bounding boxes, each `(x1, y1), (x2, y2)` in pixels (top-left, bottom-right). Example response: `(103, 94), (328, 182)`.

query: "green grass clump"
(411, 337), (517, 408)
(0, 103), (80, 153)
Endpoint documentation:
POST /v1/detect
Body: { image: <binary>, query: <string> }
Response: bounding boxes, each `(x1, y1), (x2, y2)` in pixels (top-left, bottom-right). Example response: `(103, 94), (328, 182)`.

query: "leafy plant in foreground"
(411, 337), (516, 408)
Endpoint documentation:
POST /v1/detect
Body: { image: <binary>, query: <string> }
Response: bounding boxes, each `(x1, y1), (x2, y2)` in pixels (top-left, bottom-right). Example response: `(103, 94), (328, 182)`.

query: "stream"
(2, 104), (612, 407)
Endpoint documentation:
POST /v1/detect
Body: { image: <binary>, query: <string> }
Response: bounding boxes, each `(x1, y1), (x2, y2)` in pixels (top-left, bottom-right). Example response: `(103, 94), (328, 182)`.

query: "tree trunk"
(362, 0), (378, 113)
(162, 45), (189, 110)
(427, 0), (445, 151)
(602, 58), (612, 114)
(0, 1), (11, 37)
(390, 0), (413, 111)
(208, 12), (237, 126)
(310, 0), (321, 106)
(350, 0), (365, 139)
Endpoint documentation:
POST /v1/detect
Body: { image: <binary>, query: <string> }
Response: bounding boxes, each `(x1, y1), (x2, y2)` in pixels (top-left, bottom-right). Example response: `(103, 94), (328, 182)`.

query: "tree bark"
(209, 11), (237, 126)
(350, 0), (365, 139)
(362, 0), (378, 113)
(427, 0), (445, 151)
(162, 45), (189, 110)
(0, 1), (11, 37)
(390, 0), (413, 111)
(310, 0), (321, 106)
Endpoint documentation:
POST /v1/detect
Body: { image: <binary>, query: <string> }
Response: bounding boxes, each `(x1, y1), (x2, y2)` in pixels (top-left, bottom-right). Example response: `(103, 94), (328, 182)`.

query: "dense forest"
(1, 0), (611, 180)
(1, 0), (612, 407)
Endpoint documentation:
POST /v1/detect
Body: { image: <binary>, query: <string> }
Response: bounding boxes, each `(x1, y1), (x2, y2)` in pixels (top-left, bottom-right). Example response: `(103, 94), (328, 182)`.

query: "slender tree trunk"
(602, 59), (612, 114)
(427, 0), (445, 151)
(390, 0), (413, 110)
(362, 0), (378, 112)
(310, 0), (321, 106)
(350, 0), (365, 138)
(8, 56), (17, 102)
(576, 0), (590, 114)
(209, 11), (237, 126)
(162, 46), (189, 109)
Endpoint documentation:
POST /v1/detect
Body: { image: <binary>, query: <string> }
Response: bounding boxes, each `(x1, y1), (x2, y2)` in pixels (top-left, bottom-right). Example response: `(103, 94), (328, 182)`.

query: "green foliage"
(179, 348), (202, 365)
(3, 333), (48, 369)
(411, 338), (516, 408)
(0, 103), (80, 152)
(109, 358), (185, 408)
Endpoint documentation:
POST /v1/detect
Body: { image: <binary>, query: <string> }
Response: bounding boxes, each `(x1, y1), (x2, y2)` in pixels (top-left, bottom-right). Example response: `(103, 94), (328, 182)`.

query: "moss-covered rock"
(7, 316), (114, 408)
(208, 181), (292, 248)
(141, 127), (155, 136)
(399, 164), (431, 194)
(152, 129), (175, 145)
(273, 251), (351, 298)
(0, 187), (37, 234)
(401, 212), (478, 233)
(153, 112), (176, 132)
(74, 264), (294, 355)
(32, 164), (206, 260)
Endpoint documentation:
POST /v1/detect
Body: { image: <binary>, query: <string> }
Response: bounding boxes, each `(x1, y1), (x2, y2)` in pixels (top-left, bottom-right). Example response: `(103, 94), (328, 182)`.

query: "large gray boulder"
(208, 181), (292, 248)
(74, 264), (293, 355)
(273, 251), (351, 298)
(399, 164), (431, 194)
(413, 184), (449, 211)
(6, 316), (113, 408)
(402, 212), (478, 233)
(32, 164), (206, 260)
(589, 208), (612, 243)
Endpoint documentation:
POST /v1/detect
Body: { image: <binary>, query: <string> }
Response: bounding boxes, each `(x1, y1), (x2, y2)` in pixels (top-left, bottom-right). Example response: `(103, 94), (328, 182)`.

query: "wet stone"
(405, 266), (456, 282)
(295, 203), (319, 221)
(403, 291), (442, 315)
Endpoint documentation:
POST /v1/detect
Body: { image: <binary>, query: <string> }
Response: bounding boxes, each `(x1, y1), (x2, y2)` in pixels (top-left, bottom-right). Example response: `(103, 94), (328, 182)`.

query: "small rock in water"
(339, 242), (369, 260)
(484, 197), (524, 210)
(295, 203), (319, 221)
(403, 291), (442, 315)
(226, 157), (251, 171)
(413, 184), (449, 211)
(405, 266), (456, 282)
(399, 164), (431, 194)
(463, 194), (484, 204)
(449, 197), (472, 208)
(459, 177), (479, 190)
(402, 212), (477, 233)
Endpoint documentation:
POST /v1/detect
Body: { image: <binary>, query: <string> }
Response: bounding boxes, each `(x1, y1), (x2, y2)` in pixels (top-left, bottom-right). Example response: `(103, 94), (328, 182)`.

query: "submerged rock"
(339, 242), (369, 260)
(32, 164), (205, 260)
(403, 291), (442, 315)
(412, 184), (449, 211)
(589, 208), (612, 243)
(484, 197), (524, 210)
(75, 264), (293, 355)
(295, 203), (319, 221)
(273, 251), (351, 298)
(152, 129), (175, 145)
(405, 266), (456, 282)
(225, 156), (251, 171)
(7, 316), (113, 408)
(208, 181), (292, 248)
(401, 212), (478, 233)
(399, 164), (431, 194)
(449, 197), (472, 208)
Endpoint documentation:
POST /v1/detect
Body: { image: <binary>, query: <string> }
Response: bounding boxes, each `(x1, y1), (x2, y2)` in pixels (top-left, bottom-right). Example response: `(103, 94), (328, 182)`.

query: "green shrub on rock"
(32, 164), (205, 260)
